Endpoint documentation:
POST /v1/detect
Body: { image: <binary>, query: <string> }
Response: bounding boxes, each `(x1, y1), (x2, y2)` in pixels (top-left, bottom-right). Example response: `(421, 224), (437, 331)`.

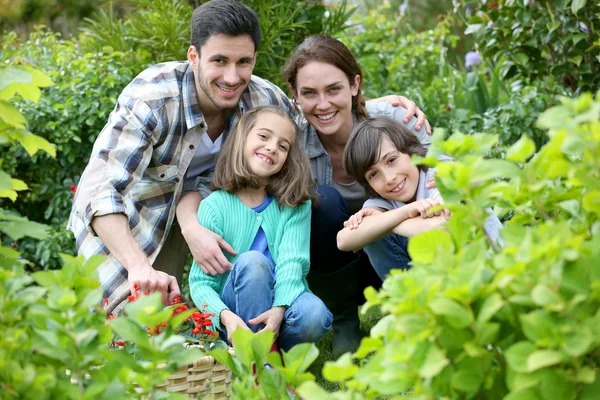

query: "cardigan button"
(256, 216), (261, 221)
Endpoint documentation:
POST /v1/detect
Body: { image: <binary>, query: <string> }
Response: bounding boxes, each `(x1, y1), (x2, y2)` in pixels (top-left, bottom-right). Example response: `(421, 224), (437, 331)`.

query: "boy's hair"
(343, 117), (428, 197)
(282, 35), (368, 120)
(191, 0), (261, 54)
(212, 106), (315, 207)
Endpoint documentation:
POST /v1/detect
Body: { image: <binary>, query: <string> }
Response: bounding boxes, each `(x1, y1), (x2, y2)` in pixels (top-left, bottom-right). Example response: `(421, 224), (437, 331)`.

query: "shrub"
(466, 0), (600, 95)
(299, 93), (600, 399)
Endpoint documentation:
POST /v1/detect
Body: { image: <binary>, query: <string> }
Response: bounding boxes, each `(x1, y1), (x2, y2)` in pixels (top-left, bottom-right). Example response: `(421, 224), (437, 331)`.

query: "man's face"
(188, 34), (256, 114)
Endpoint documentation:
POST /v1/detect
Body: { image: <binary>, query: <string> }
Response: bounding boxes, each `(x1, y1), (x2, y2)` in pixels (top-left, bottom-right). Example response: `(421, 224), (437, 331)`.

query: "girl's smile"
(244, 112), (295, 185)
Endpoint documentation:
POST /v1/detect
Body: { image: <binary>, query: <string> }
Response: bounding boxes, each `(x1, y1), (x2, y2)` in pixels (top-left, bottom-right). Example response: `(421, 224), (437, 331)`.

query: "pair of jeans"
(363, 233), (411, 280)
(221, 251), (332, 351)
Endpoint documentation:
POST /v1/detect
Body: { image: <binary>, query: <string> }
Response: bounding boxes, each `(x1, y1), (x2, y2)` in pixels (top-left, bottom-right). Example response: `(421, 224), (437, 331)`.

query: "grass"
(309, 305), (384, 392)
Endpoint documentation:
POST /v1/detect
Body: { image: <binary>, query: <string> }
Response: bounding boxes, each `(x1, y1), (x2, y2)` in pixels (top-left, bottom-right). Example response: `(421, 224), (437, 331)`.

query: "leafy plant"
(466, 0), (600, 95)
(298, 92), (600, 399)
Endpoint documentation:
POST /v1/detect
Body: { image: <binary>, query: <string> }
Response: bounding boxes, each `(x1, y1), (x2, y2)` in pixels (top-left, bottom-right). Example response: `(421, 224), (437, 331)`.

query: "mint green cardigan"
(189, 190), (312, 331)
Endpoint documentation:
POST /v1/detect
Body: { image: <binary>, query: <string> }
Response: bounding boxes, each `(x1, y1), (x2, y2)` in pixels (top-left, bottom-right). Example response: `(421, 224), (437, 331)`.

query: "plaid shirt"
(67, 61), (295, 306)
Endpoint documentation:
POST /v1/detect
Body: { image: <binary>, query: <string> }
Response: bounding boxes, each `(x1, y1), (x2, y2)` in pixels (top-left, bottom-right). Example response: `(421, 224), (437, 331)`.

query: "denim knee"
(231, 251), (273, 282)
(280, 293), (332, 347)
(364, 234), (411, 280)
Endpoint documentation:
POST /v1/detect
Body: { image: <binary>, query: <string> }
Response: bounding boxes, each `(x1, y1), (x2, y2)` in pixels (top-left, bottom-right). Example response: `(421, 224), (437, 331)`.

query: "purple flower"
(579, 21), (589, 34)
(465, 50), (482, 71)
(399, 0), (408, 15)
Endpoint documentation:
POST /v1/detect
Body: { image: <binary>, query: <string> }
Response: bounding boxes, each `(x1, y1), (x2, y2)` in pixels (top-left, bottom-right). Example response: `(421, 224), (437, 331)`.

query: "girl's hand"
(220, 310), (251, 344)
(249, 306), (286, 338)
(406, 198), (445, 219)
(343, 207), (382, 230)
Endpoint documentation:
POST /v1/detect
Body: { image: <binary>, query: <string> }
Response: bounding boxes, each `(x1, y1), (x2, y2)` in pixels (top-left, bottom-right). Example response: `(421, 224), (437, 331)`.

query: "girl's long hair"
(282, 34), (368, 120)
(212, 106), (315, 207)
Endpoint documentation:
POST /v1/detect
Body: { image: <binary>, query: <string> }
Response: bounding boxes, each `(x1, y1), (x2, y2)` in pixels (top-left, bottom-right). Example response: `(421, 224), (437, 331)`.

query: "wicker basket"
(106, 291), (234, 399)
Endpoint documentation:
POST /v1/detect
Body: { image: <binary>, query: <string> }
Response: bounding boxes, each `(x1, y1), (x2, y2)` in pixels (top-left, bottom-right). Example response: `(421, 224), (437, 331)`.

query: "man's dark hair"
(191, 0), (261, 53)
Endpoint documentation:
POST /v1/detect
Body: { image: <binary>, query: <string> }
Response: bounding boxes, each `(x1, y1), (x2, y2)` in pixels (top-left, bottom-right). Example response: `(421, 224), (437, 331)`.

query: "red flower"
(104, 298), (109, 304)
(69, 185), (77, 193)
(115, 341), (125, 346)
(204, 330), (217, 337)
(11, 243), (17, 249)
(127, 295), (136, 302)
(203, 320), (213, 327)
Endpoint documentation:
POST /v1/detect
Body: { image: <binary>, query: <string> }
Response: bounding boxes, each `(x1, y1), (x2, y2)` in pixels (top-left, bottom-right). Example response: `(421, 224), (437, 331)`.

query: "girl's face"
(294, 61), (360, 139)
(244, 112), (295, 185)
(365, 135), (420, 203)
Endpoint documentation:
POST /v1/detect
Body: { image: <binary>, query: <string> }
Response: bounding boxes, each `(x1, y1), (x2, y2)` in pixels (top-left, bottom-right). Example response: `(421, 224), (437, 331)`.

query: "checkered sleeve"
(76, 95), (161, 235)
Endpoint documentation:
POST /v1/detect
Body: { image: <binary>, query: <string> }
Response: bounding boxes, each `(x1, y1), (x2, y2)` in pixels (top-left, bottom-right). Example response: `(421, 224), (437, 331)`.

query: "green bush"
(340, 4), (462, 129)
(81, 0), (355, 89)
(466, 0), (600, 95)
(298, 93), (600, 399)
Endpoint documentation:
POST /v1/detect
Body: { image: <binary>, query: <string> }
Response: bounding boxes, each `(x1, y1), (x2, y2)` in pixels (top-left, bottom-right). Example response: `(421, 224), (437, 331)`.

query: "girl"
(282, 34), (432, 353)
(185, 106), (332, 351)
(338, 116), (502, 279)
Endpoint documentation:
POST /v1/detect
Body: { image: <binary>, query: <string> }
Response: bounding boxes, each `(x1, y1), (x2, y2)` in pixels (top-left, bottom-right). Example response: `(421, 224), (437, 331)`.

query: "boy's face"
(365, 135), (420, 203)
(187, 33), (256, 114)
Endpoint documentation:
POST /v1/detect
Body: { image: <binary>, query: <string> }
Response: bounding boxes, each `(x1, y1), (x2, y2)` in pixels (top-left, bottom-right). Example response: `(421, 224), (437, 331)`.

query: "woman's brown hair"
(212, 106), (315, 207)
(282, 34), (368, 120)
(343, 116), (428, 197)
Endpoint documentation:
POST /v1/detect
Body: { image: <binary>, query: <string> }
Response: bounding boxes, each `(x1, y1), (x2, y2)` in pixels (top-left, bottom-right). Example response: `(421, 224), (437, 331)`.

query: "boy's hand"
(343, 207), (382, 230)
(220, 310), (251, 344)
(406, 198), (445, 219)
(249, 307), (286, 338)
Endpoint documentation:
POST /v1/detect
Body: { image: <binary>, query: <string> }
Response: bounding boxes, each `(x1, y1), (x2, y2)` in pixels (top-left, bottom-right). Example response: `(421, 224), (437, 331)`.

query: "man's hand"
(249, 307), (286, 338)
(221, 310), (251, 344)
(128, 263), (181, 305)
(343, 207), (383, 230)
(372, 95), (431, 134)
(182, 224), (237, 276)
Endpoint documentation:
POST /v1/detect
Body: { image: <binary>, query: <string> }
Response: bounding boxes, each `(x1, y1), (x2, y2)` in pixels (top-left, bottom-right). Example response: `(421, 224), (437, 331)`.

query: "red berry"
(11, 243), (17, 249)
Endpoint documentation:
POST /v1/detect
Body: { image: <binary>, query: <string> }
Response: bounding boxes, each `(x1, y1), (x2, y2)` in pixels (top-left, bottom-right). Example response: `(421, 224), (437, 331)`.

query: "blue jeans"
(221, 251), (333, 351)
(363, 233), (411, 280)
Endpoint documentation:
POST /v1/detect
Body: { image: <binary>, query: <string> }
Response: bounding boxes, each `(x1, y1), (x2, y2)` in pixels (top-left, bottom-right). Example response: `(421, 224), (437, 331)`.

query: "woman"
(282, 35), (432, 353)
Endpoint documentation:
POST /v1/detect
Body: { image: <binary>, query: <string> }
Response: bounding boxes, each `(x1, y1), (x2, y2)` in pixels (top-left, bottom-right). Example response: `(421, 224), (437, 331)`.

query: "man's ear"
(351, 74), (361, 96)
(187, 46), (199, 65)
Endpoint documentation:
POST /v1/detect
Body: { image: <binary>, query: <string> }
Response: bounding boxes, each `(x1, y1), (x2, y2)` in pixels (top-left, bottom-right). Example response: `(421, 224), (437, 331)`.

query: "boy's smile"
(365, 135), (420, 203)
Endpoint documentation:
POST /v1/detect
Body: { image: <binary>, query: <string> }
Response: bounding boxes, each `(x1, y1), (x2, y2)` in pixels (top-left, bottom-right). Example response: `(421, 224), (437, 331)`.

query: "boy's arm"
(392, 215), (448, 237)
(337, 206), (410, 252)
(176, 191), (236, 276)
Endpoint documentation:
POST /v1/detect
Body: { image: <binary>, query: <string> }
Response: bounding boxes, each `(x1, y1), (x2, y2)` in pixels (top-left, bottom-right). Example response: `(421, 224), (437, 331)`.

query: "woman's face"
(294, 61), (360, 140)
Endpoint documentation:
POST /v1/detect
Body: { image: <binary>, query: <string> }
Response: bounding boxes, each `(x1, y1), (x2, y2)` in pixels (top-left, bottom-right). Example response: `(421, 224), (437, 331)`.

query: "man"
(68, 0), (426, 310)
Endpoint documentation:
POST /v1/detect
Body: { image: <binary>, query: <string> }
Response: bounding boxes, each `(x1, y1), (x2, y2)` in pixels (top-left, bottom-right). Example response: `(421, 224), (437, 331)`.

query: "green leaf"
(470, 159), (523, 182)
(527, 350), (565, 372)
(506, 136), (535, 162)
(0, 100), (26, 128)
(506, 341), (536, 374)
(0, 210), (49, 240)
(503, 387), (542, 400)
(408, 229), (454, 264)
(354, 337), (382, 358)
(576, 367), (596, 384)
(231, 329), (255, 367)
(418, 344), (449, 378)
(282, 342), (319, 375)
(10, 129), (56, 158)
(582, 190), (600, 215)
(520, 310), (556, 343)
(451, 359), (483, 393)
(571, 0), (587, 14)
(322, 353), (359, 382)
(477, 293), (504, 325)
(429, 298), (473, 329)
(465, 24), (484, 35)
(251, 329), (275, 367)
(297, 381), (336, 400)
(531, 284), (563, 309)
(562, 327), (593, 357)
